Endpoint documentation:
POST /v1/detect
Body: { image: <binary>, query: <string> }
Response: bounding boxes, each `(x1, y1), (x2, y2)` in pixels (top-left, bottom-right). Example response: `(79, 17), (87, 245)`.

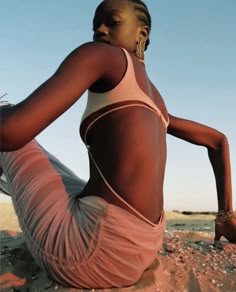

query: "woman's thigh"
(0, 140), (87, 248)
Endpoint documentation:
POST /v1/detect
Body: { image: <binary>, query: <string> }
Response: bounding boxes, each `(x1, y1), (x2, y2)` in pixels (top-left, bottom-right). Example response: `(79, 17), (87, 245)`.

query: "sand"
(0, 203), (235, 292)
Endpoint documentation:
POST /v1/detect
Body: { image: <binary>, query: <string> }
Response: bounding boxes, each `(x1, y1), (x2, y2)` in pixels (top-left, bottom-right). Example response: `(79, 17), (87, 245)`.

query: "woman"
(0, 0), (235, 288)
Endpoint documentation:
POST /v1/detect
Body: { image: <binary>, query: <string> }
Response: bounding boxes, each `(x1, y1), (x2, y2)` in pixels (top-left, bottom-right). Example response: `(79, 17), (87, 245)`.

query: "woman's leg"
(0, 141), (86, 198)
(0, 140), (87, 264)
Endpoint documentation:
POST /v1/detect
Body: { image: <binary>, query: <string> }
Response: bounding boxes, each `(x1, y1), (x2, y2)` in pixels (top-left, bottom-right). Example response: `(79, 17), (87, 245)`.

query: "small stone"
(165, 246), (176, 253)
(31, 274), (38, 280)
(211, 279), (216, 284)
(217, 283), (223, 287)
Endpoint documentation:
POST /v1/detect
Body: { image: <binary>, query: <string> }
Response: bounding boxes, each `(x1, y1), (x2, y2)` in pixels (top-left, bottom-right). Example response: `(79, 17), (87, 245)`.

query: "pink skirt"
(0, 141), (165, 288)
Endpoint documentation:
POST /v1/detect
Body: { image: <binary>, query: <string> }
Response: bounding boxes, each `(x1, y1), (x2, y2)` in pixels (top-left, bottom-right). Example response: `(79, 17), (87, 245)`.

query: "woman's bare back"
(81, 53), (168, 223)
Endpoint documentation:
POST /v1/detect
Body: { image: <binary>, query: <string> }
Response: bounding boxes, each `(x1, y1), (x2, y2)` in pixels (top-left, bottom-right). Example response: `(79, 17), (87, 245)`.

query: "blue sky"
(1, 0), (235, 211)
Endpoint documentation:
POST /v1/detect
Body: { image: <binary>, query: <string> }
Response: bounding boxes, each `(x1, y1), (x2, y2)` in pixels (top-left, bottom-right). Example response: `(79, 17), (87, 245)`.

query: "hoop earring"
(135, 39), (146, 59)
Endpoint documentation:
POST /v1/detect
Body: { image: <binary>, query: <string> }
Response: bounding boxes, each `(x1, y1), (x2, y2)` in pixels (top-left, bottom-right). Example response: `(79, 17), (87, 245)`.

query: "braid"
(95, 1), (152, 50)
(128, 0), (152, 50)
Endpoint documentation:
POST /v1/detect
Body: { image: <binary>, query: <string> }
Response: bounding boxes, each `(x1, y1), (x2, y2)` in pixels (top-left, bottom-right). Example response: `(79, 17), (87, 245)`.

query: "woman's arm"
(167, 114), (235, 243)
(0, 42), (123, 151)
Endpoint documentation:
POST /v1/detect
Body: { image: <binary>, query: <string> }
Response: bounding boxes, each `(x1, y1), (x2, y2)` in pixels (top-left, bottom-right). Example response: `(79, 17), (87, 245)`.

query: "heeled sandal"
(214, 211), (236, 244)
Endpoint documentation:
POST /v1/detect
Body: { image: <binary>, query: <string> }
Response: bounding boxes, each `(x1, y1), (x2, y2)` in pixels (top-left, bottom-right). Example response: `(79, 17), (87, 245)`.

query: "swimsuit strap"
(86, 142), (158, 228)
(84, 102), (166, 143)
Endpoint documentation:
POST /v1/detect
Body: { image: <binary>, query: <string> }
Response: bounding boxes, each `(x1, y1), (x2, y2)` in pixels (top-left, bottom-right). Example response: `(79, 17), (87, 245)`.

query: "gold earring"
(136, 39), (146, 59)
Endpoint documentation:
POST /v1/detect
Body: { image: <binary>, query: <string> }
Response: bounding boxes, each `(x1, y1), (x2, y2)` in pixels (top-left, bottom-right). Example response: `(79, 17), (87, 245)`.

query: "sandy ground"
(0, 203), (235, 292)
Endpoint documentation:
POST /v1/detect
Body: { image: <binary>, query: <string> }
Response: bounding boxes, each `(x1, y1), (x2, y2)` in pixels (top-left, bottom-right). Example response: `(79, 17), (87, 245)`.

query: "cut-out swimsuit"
(80, 47), (169, 227)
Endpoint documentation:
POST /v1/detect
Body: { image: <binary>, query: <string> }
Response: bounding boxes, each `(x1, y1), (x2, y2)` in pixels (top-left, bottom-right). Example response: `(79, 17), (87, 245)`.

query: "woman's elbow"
(0, 129), (26, 151)
(208, 132), (229, 152)
(0, 140), (22, 152)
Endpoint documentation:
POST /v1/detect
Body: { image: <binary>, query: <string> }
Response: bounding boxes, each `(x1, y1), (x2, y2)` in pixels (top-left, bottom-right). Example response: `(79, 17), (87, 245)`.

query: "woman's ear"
(140, 25), (149, 41)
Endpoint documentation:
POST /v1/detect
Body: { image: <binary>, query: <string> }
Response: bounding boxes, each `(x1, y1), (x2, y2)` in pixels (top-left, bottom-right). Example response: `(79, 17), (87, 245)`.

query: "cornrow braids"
(95, 1), (152, 50)
(128, 0), (152, 50)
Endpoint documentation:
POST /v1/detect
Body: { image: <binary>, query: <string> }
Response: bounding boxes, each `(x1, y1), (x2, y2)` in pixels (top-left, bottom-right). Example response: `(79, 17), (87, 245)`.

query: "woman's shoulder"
(69, 42), (128, 85)
(71, 42), (126, 63)
(64, 42), (126, 76)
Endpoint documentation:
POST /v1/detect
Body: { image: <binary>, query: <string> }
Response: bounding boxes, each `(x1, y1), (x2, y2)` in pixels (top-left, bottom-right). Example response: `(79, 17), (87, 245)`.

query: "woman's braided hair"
(128, 0), (152, 50)
(95, 0), (152, 50)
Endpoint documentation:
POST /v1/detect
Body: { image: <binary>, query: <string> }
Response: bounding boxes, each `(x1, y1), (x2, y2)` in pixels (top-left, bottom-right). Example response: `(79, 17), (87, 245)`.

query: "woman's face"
(93, 0), (144, 53)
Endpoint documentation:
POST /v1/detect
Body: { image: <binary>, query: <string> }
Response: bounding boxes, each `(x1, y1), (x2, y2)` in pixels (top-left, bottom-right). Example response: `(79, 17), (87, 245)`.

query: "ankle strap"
(215, 210), (236, 223)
